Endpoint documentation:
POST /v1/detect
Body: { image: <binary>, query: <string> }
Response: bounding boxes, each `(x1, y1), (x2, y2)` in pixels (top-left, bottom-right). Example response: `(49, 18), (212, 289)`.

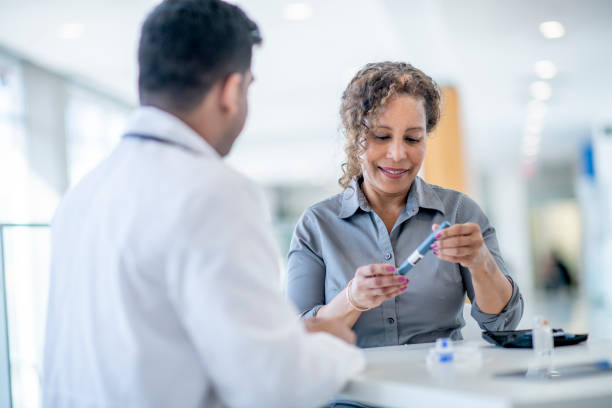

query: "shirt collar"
(338, 176), (445, 219)
(413, 176), (446, 215)
(339, 178), (370, 218)
(122, 106), (220, 159)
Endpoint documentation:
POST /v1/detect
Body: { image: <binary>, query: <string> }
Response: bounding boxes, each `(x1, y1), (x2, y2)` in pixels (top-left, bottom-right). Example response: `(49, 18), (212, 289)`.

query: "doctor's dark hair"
(138, 0), (262, 111)
(338, 62), (441, 189)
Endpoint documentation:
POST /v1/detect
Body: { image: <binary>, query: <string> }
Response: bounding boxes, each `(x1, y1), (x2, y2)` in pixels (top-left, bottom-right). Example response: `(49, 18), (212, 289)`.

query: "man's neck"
(144, 100), (225, 156)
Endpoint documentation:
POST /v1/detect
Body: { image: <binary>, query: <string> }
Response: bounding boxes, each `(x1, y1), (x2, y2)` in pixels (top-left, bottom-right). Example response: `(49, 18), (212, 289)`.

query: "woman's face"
(361, 94), (427, 198)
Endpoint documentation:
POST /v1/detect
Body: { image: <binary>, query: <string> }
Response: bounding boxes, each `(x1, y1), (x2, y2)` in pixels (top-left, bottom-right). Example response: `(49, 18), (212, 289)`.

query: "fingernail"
(435, 233), (442, 239)
(433, 250), (439, 256)
(430, 242), (437, 249)
(398, 276), (406, 283)
(401, 285), (408, 290)
(387, 265), (396, 271)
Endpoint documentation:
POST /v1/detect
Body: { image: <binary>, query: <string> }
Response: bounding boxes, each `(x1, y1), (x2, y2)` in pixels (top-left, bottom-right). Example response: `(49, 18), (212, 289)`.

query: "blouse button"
(384, 253), (392, 260)
(387, 317), (395, 324)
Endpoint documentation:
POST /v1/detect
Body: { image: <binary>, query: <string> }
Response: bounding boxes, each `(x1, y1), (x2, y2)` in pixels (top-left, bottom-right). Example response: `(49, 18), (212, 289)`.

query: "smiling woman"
(286, 61), (524, 348)
(339, 62), (440, 191)
(359, 94), (427, 228)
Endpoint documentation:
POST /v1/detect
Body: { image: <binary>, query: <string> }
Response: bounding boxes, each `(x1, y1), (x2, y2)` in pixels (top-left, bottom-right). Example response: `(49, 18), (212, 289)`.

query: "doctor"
(43, 1), (364, 407)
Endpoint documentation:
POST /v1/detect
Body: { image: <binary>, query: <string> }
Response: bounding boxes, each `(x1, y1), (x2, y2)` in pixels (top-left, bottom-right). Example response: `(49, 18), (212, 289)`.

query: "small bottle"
(426, 338), (456, 382)
(532, 316), (554, 357)
(435, 337), (454, 363)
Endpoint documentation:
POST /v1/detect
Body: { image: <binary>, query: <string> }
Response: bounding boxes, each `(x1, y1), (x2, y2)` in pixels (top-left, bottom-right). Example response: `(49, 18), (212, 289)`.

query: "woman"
(287, 62), (523, 348)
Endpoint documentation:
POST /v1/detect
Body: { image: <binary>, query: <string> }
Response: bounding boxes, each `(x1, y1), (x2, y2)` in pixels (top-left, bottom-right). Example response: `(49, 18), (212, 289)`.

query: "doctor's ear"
(219, 72), (245, 115)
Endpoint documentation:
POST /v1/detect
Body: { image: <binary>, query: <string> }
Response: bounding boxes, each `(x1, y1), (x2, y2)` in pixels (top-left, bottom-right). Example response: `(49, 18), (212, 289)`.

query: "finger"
(367, 275), (407, 289)
(353, 268), (401, 294)
(356, 263), (396, 278)
(431, 223), (439, 232)
(436, 246), (476, 257)
(368, 278), (409, 295)
(368, 286), (397, 297)
(436, 223), (479, 239)
(384, 282), (409, 300)
(371, 285), (407, 304)
(433, 247), (477, 263)
(433, 235), (478, 249)
(436, 253), (471, 266)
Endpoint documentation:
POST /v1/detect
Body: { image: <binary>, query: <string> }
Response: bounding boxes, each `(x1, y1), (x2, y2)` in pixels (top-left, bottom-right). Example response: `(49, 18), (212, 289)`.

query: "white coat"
(43, 106), (364, 408)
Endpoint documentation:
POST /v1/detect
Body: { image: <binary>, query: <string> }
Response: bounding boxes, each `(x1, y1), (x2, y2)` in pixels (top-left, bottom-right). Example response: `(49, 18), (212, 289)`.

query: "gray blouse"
(287, 177), (523, 348)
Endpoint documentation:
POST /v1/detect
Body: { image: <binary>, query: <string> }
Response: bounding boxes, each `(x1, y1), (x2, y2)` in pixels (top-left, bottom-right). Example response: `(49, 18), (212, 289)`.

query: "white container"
(426, 338), (484, 382)
(426, 338), (455, 382)
(532, 316), (554, 357)
(434, 337), (454, 362)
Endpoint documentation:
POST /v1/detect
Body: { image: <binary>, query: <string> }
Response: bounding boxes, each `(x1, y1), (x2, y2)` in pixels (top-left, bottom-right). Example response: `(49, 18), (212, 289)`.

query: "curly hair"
(339, 62), (441, 188)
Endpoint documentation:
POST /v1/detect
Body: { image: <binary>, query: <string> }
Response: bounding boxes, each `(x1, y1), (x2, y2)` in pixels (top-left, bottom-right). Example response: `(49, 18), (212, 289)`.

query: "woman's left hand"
(430, 223), (490, 269)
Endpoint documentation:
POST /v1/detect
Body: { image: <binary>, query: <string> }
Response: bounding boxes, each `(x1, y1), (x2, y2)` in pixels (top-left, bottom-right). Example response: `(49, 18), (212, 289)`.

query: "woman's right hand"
(349, 264), (408, 310)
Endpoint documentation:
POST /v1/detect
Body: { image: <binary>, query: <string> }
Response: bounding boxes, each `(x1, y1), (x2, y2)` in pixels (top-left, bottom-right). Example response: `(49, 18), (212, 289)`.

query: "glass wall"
(0, 225), (50, 408)
(0, 49), (130, 408)
(65, 87), (128, 187)
(0, 55), (29, 223)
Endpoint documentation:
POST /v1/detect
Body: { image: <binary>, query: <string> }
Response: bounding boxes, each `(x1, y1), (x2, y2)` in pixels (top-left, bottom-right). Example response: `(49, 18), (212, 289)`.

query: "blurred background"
(0, 0), (611, 407)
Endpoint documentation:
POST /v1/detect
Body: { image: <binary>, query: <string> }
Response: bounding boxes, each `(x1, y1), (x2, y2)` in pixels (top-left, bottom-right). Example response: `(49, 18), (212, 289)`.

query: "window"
(0, 55), (60, 225)
(0, 56), (28, 223)
(65, 88), (129, 187)
(0, 224), (50, 408)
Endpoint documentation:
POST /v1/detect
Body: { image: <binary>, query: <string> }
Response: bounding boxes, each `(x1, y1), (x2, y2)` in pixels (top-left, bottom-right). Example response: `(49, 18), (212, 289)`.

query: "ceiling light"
(530, 81), (552, 101)
(539, 21), (565, 39)
(283, 3), (313, 21)
(525, 121), (542, 134)
(523, 133), (541, 146)
(534, 60), (557, 79)
(526, 110), (544, 125)
(527, 100), (547, 118)
(522, 138), (540, 156)
(57, 23), (85, 40)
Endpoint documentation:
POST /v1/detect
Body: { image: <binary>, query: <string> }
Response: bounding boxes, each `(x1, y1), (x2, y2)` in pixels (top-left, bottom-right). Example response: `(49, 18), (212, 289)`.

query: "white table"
(337, 339), (612, 408)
